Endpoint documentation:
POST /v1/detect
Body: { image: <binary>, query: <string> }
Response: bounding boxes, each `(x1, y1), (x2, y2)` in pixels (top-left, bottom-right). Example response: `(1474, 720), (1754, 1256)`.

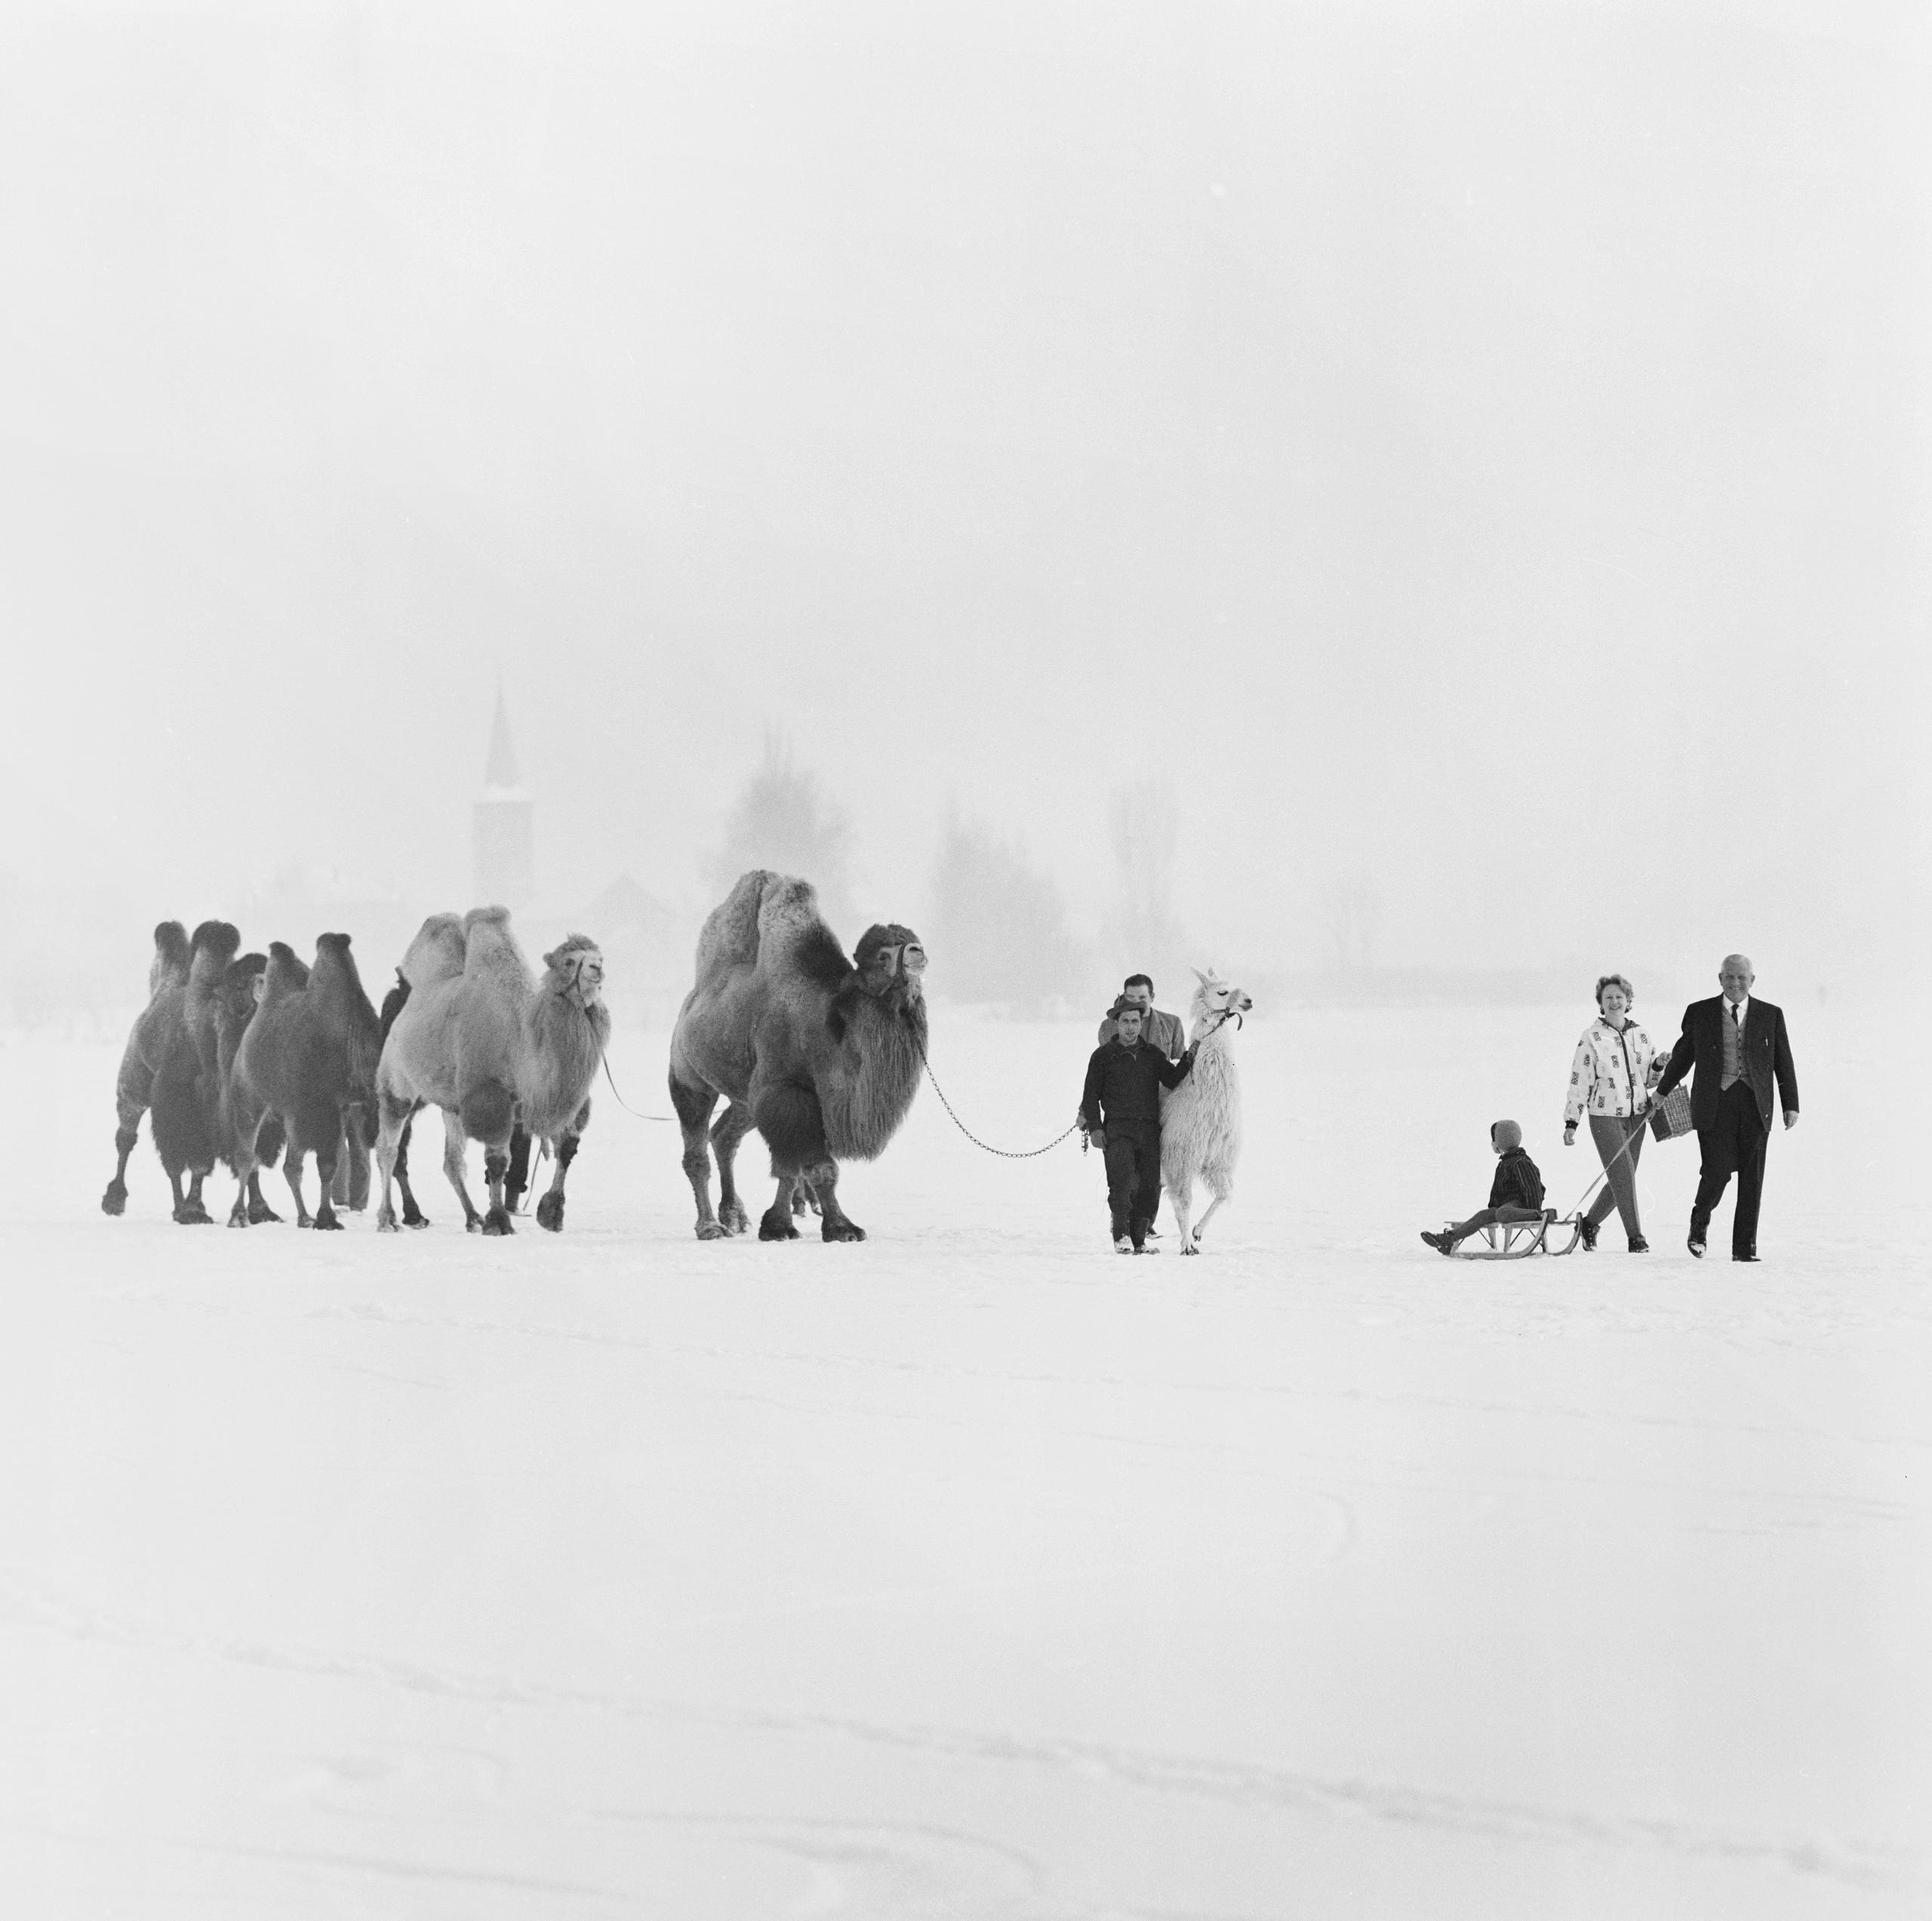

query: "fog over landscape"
(3, 1), (1925, 1018)
(5, 9), (1931, 1916)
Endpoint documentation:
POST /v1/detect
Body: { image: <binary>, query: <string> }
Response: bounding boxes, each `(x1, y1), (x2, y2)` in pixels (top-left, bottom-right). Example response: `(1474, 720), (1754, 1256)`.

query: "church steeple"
(474, 686), (534, 906)
(484, 686), (521, 791)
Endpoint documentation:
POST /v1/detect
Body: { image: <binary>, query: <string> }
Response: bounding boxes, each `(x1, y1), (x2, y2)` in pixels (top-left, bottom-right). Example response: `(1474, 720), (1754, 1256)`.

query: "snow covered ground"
(2, 1001), (1926, 1919)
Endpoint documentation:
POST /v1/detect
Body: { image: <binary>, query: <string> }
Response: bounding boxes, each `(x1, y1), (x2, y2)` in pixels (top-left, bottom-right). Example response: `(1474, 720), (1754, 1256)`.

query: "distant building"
(474, 689), (534, 907)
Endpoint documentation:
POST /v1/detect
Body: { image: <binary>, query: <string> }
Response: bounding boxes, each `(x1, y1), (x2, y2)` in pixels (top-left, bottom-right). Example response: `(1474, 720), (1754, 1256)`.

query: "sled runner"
(1438, 1209), (1586, 1260)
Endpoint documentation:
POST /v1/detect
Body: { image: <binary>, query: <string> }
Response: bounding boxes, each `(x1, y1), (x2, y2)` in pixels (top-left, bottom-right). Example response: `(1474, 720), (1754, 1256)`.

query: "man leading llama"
(1079, 1000), (1198, 1253)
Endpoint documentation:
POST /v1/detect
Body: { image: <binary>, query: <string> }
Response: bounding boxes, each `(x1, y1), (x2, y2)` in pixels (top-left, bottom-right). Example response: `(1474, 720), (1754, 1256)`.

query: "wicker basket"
(1647, 1083), (1695, 1142)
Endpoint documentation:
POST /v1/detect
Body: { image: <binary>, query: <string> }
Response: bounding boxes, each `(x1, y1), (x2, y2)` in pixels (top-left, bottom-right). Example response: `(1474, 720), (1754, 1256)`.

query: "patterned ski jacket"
(1564, 1017), (1663, 1125)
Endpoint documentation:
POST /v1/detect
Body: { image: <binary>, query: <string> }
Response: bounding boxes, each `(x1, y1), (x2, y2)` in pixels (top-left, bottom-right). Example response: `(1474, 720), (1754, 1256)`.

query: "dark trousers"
(1692, 1080), (1768, 1256)
(1102, 1120), (1162, 1242)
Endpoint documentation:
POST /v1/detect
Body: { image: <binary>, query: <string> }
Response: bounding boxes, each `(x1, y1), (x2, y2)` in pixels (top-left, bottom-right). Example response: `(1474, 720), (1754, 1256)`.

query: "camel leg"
(802, 1158), (863, 1242)
(438, 1108), (490, 1233)
(176, 1167), (214, 1226)
(341, 1108), (372, 1211)
(760, 1171), (804, 1240)
(393, 1114), (427, 1228)
(247, 1172), (282, 1225)
(534, 1130), (580, 1233)
(711, 1102), (755, 1236)
(103, 1119), (141, 1215)
(505, 1125), (532, 1215)
(375, 1096), (426, 1233)
(166, 1165), (202, 1225)
(481, 1148), (515, 1235)
(670, 1071), (729, 1240)
(310, 1112), (345, 1231)
(281, 1135), (314, 1228)
(752, 1078), (842, 1240)
(102, 1058), (148, 1215)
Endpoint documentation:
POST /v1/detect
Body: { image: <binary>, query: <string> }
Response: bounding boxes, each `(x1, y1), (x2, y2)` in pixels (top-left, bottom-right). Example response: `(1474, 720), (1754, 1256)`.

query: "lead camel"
(669, 870), (928, 1243)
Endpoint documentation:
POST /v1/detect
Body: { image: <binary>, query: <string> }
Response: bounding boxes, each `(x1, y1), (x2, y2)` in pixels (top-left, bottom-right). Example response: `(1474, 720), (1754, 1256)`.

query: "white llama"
(1160, 968), (1253, 1253)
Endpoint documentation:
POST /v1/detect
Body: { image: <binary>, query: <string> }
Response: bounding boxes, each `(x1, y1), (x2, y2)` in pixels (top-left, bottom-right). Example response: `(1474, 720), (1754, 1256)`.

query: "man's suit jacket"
(1655, 996), (1798, 1133)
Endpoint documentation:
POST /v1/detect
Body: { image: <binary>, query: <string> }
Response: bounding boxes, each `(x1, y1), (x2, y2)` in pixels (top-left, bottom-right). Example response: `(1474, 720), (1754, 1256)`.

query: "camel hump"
(149, 921), (192, 995)
(462, 904), (532, 984)
(762, 882), (853, 991)
(188, 921), (242, 975)
(400, 913), (466, 989)
(260, 941), (309, 1005)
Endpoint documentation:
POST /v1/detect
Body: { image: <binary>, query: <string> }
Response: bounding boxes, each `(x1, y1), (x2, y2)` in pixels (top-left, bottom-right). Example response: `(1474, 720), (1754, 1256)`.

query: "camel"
(374, 967), (536, 1228)
(669, 870), (927, 1243)
(208, 949), (286, 1225)
(1159, 968), (1254, 1254)
(143, 920), (242, 1224)
(227, 933), (383, 1230)
(374, 908), (609, 1235)
(101, 920), (192, 1216)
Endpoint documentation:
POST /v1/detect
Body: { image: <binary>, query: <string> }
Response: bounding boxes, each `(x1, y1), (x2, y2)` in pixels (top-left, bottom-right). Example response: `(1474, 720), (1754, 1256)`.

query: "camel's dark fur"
(102, 920), (192, 1216)
(229, 934), (382, 1230)
(143, 920), (241, 1223)
(669, 872), (927, 1243)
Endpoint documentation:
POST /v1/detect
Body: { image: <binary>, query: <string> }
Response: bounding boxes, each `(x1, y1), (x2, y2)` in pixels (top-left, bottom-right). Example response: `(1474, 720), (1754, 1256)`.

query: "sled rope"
(916, 1040), (1081, 1160)
(1561, 1109), (1652, 1219)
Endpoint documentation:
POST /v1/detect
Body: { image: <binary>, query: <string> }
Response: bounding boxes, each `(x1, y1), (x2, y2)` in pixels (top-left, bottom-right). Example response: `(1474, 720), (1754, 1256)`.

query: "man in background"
(1654, 953), (1800, 1262)
(1097, 973), (1186, 1062)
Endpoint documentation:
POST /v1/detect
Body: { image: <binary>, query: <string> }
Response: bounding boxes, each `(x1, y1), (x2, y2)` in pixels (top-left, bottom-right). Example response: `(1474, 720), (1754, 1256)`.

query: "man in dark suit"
(1654, 954), (1799, 1262)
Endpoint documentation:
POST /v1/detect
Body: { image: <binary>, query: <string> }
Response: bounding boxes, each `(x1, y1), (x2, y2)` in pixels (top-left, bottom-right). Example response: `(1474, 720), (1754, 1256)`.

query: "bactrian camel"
(225, 933), (383, 1229)
(668, 870), (927, 1243)
(105, 919), (240, 1223)
(374, 907), (608, 1234)
(102, 920), (192, 1218)
(1158, 968), (1253, 1253)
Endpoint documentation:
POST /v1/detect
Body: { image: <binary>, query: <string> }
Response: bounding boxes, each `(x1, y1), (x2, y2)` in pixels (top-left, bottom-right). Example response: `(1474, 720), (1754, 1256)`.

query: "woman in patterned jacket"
(1563, 973), (1663, 1252)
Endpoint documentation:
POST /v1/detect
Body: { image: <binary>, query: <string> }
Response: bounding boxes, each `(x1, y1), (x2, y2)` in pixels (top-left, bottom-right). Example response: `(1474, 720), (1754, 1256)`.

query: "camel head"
(852, 924), (926, 1003)
(1189, 967), (1254, 1034)
(543, 934), (606, 1010)
(215, 951), (266, 1019)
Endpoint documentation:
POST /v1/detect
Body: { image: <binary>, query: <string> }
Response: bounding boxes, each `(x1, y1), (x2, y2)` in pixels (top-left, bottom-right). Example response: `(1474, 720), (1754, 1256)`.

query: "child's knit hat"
(1491, 1119), (1523, 1151)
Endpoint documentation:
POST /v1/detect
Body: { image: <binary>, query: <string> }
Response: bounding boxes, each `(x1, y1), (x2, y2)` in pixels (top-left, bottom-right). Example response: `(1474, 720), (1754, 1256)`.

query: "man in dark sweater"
(1420, 1120), (1547, 1254)
(1079, 1002), (1198, 1252)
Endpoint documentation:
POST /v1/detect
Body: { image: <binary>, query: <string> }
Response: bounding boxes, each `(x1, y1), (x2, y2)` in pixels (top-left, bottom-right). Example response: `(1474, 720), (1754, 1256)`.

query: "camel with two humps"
(374, 908), (609, 1235)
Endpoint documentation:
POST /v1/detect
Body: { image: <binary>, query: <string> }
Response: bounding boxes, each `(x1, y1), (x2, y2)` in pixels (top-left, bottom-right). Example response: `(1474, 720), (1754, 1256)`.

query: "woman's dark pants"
(1103, 1121), (1163, 1245)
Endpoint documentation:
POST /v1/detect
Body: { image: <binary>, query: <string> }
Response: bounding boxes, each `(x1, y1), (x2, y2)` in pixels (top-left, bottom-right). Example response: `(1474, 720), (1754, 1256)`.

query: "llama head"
(1190, 967), (1254, 1031)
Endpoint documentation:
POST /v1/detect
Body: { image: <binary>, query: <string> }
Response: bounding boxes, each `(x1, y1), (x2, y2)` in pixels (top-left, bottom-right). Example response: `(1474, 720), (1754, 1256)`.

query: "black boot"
(1579, 1216), (1599, 1251)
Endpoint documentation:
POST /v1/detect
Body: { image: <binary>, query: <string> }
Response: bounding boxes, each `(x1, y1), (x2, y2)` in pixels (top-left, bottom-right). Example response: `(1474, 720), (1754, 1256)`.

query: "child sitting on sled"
(1420, 1120), (1548, 1255)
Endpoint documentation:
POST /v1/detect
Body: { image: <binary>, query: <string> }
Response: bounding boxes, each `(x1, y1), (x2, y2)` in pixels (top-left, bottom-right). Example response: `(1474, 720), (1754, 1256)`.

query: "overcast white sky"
(2, 1), (1925, 995)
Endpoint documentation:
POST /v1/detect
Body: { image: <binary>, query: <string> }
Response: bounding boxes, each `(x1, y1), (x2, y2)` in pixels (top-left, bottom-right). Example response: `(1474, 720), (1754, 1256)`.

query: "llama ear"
(1192, 967), (1208, 985)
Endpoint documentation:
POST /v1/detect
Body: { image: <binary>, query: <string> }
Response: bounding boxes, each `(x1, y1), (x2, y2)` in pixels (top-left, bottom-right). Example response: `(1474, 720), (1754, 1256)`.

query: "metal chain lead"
(916, 1042), (1082, 1160)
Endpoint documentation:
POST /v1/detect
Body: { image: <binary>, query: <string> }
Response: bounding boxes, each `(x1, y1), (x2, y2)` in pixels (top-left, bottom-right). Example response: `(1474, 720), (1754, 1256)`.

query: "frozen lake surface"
(2, 1003), (1926, 1918)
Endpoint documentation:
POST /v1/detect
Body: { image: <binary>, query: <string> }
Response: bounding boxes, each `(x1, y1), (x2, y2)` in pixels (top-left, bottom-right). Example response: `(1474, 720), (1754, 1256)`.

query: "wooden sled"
(1440, 1209), (1585, 1260)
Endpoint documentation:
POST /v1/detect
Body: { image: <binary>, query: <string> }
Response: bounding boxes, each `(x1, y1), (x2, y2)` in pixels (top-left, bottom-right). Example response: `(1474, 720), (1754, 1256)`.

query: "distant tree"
(711, 733), (855, 932)
(1103, 779), (1188, 993)
(928, 808), (1082, 1014)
